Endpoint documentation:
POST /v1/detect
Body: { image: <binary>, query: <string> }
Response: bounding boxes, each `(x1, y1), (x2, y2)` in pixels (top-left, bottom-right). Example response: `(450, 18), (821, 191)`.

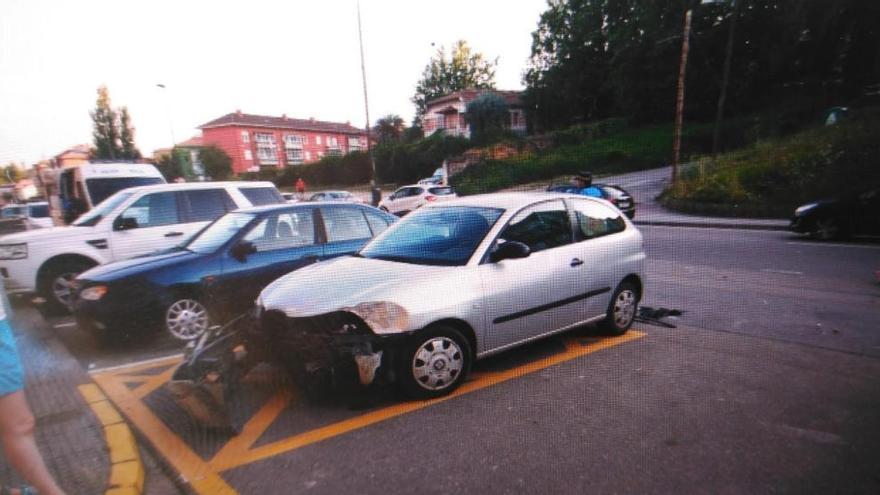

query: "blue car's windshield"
(185, 212), (257, 254)
(360, 206), (503, 266)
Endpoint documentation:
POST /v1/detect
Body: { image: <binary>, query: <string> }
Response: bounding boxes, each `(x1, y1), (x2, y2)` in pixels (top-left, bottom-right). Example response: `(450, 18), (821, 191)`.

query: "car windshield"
(85, 177), (165, 206)
(1, 206), (24, 218)
(184, 212), (257, 254)
(72, 190), (135, 227)
(360, 206), (503, 266)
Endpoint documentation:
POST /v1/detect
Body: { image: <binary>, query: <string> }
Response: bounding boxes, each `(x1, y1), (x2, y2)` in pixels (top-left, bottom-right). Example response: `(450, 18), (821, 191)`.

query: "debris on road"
(635, 306), (683, 328)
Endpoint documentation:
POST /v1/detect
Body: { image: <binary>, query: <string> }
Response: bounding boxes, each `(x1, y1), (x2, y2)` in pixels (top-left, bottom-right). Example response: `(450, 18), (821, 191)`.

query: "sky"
(0, 0), (548, 165)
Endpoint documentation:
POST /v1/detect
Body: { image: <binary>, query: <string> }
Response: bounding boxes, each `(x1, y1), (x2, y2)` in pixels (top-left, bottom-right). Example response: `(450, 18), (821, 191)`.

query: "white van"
(44, 163), (166, 225)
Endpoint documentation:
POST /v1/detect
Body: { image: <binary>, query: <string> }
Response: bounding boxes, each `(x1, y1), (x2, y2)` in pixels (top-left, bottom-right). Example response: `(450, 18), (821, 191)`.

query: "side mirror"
(113, 216), (139, 231)
(231, 240), (257, 262)
(490, 241), (531, 263)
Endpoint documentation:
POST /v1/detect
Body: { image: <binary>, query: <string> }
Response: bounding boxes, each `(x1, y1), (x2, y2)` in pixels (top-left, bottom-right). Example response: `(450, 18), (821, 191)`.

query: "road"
(23, 214), (880, 494)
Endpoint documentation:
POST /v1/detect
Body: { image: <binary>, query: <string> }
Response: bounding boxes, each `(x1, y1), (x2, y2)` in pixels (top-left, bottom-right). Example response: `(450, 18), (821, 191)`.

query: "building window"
(305, 151), (312, 161)
(348, 137), (364, 151)
(315, 136), (322, 145)
(255, 133), (277, 165)
(284, 135), (305, 165)
(326, 136), (341, 156)
(241, 131), (249, 143)
(244, 150), (253, 161)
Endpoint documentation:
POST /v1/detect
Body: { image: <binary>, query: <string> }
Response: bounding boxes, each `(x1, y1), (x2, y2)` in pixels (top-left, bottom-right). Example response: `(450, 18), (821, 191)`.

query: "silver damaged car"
(256, 192), (646, 399)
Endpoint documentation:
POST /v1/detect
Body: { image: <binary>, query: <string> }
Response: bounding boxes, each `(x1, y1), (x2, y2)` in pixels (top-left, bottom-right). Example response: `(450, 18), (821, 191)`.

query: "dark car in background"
(790, 188), (880, 240)
(546, 183), (636, 219)
(71, 202), (396, 344)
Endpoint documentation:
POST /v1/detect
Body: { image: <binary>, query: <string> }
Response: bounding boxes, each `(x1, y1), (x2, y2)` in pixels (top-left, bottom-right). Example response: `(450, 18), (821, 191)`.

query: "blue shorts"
(0, 291), (23, 397)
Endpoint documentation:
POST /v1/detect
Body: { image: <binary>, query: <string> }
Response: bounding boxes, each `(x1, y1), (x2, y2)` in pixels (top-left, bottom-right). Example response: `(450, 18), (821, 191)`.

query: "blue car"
(71, 202), (396, 344)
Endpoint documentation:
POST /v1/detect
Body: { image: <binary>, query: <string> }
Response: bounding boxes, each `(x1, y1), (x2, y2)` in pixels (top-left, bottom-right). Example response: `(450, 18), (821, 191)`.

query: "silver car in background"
(257, 192), (646, 399)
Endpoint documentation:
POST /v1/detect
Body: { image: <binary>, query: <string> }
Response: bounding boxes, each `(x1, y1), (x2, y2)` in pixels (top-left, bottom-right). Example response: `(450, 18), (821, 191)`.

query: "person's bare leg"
(0, 391), (65, 495)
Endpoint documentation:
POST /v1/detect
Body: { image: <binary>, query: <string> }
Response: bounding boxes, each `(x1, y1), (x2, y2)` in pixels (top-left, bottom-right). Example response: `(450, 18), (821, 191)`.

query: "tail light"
(425, 195), (437, 202)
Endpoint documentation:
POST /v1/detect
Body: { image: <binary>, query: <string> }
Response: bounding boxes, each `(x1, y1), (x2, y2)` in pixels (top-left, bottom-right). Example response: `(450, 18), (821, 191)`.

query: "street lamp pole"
(156, 83), (176, 146)
(671, 9), (693, 192)
(356, 0), (379, 205)
(712, 0), (740, 158)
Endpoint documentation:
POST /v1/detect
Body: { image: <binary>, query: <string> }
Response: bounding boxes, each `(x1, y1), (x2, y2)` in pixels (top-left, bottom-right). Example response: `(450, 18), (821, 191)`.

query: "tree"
(118, 107), (141, 160)
(465, 93), (510, 144)
(412, 40), (497, 119)
(200, 145), (233, 180)
(91, 85), (120, 160)
(374, 114), (406, 144)
(155, 148), (190, 181)
(1, 163), (25, 185)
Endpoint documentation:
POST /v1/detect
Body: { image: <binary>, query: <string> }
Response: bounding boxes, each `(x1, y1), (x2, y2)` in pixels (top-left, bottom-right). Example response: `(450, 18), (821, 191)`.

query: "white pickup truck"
(0, 181), (284, 313)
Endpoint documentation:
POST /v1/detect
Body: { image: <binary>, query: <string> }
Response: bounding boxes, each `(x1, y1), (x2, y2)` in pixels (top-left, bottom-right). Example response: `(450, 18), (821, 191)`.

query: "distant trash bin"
(371, 188), (382, 207)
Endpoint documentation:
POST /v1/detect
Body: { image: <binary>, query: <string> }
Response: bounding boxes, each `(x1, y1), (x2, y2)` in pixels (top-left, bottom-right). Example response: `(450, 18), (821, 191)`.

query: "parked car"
(546, 183), (636, 219)
(378, 185), (457, 215)
(790, 188), (880, 240)
(308, 191), (365, 203)
(248, 192), (645, 399)
(0, 181), (284, 314)
(71, 202), (396, 343)
(1, 201), (52, 229)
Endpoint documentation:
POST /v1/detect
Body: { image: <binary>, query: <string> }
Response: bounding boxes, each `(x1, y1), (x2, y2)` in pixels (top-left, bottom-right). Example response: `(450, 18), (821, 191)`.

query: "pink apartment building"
(199, 111), (368, 175)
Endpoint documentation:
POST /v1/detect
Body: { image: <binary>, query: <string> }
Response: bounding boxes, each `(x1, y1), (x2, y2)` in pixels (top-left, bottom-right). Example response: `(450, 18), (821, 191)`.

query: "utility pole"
(671, 9), (693, 192)
(357, 1), (379, 206)
(712, 0), (740, 158)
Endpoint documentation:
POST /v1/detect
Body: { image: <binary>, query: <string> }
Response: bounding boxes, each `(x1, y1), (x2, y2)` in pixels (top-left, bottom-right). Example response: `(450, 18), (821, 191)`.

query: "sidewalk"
(0, 304), (181, 495)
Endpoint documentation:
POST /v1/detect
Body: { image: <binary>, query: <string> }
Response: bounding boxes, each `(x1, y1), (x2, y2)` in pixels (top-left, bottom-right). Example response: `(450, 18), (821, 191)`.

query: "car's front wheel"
(39, 258), (96, 315)
(396, 326), (471, 399)
(600, 281), (640, 336)
(165, 297), (210, 340)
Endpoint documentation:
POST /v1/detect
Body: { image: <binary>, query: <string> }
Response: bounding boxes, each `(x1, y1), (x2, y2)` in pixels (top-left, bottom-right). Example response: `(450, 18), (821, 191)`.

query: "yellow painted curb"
(78, 384), (145, 495)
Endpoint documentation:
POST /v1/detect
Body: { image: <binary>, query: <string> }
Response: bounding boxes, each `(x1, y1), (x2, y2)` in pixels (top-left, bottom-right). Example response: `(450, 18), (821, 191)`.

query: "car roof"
(233, 200), (373, 215)
(429, 191), (587, 211)
(116, 181), (277, 195)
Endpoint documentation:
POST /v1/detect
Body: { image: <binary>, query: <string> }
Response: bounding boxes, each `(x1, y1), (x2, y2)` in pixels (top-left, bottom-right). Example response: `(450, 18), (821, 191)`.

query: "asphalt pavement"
(5, 166), (878, 494)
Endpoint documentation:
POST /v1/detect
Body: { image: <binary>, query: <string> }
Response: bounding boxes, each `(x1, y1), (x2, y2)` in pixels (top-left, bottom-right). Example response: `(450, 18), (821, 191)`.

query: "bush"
(548, 118), (628, 146)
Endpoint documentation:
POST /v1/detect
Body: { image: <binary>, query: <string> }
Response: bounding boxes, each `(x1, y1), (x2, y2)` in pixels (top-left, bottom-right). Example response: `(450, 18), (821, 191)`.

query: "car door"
(478, 199), (585, 352)
(109, 191), (186, 259)
(319, 205), (378, 259)
(214, 208), (322, 318)
(404, 187), (427, 212)
(565, 198), (631, 318)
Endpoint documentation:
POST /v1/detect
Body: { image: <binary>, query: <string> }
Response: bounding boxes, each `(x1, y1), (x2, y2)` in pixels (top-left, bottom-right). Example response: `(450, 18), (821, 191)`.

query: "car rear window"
(239, 186), (285, 206)
(28, 204), (49, 217)
(428, 187), (455, 196)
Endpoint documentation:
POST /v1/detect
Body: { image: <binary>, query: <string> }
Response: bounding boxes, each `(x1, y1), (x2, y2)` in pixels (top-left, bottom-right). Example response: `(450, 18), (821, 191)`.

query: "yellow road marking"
(92, 372), (237, 495)
(94, 330), (645, 490)
(211, 330), (644, 471)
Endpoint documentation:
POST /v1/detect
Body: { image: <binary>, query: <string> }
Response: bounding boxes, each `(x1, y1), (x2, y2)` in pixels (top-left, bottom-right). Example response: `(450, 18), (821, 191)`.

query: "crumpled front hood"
(259, 256), (460, 322)
(78, 250), (200, 282)
(0, 225), (99, 244)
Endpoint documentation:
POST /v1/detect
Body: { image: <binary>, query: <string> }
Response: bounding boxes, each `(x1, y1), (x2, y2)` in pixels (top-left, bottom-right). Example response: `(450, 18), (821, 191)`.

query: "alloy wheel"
(165, 299), (210, 340)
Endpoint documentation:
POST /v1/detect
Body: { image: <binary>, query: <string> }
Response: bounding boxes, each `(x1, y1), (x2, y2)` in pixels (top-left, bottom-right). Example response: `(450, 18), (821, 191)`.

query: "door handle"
(165, 231), (184, 237)
(570, 258), (584, 267)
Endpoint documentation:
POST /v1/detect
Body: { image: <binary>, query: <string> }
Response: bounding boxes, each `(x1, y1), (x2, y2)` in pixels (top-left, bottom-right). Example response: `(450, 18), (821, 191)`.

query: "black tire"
(38, 258), (96, 315)
(599, 281), (640, 336)
(396, 326), (472, 400)
(812, 216), (847, 241)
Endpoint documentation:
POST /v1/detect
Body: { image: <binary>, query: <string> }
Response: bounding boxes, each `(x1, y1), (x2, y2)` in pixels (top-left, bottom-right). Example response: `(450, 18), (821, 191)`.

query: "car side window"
(364, 209), (392, 236)
(243, 211), (315, 252)
(570, 199), (626, 240)
(498, 200), (571, 253)
(322, 207), (372, 242)
(118, 192), (179, 228)
(239, 186), (284, 206)
(183, 189), (235, 222)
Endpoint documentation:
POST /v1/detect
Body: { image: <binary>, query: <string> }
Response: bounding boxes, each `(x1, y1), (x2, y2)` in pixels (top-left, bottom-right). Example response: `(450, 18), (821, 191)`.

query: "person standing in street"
(295, 177), (306, 200)
(0, 285), (66, 495)
(571, 171), (603, 198)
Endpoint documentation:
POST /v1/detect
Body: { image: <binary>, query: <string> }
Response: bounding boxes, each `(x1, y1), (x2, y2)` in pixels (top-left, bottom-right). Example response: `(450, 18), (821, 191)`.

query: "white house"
(422, 89), (527, 139)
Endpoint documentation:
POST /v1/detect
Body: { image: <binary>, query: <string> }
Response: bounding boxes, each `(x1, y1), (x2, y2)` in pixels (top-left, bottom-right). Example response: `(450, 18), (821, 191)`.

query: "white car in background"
(378, 184), (457, 216)
(1, 202), (53, 229)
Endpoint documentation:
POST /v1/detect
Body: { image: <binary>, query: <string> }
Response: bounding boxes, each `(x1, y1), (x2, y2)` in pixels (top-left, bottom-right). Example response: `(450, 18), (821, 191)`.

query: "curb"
(633, 219), (789, 231)
(78, 384), (145, 495)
